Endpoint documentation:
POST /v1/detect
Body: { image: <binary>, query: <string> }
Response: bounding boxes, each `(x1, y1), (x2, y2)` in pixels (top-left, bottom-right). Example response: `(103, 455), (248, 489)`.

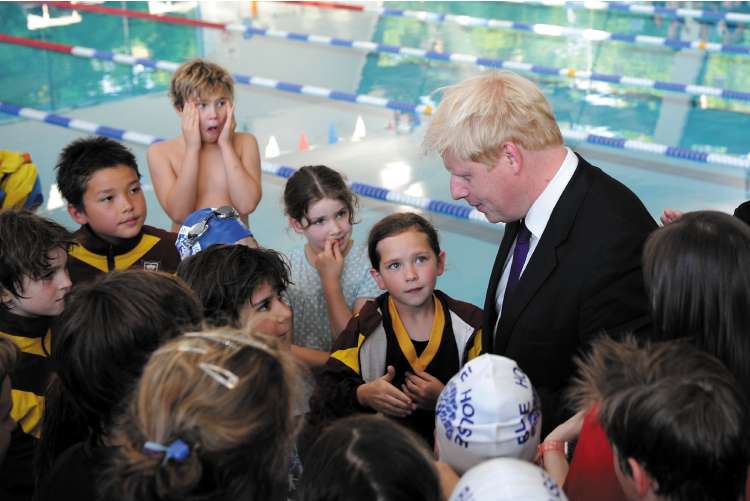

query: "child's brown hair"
(367, 212), (441, 270)
(283, 165), (358, 228)
(0, 209), (74, 310)
(169, 59), (234, 110)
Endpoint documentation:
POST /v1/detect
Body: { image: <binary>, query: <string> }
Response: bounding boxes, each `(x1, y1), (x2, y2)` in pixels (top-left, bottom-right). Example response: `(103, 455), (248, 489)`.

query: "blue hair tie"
(144, 439), (190, 464)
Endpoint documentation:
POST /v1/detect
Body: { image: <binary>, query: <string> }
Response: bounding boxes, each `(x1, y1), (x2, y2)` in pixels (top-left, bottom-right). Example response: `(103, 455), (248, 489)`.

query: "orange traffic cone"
(298, 131), (310, 151)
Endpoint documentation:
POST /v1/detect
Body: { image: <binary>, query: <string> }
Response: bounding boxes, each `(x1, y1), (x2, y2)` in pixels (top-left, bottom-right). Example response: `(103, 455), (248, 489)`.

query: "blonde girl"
(102, 329), (299, 501)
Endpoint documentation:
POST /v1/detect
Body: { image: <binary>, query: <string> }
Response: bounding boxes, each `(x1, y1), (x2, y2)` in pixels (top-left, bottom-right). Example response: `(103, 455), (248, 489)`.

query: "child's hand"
(403, 370), (444, 410)
(218, 102), (236, 148)
(311, 239), (345, 283)
(181, 101), (201, 151)
(660, 208), (684, 226)
(356, 366), (415, 417)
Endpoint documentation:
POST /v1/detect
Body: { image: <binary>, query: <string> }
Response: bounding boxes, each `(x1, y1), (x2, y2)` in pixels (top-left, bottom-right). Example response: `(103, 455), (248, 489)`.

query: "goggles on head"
(184, 206), (240, 247)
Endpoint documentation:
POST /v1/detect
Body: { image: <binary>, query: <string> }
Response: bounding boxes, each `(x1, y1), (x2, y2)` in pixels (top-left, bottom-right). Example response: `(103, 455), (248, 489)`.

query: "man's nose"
(449, 176), (467, 200)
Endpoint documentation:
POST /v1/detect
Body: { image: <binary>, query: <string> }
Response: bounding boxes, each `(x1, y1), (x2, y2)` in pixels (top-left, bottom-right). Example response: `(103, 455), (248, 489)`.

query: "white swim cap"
(449, 458), (568, 501)
(435, 354), (541, 474)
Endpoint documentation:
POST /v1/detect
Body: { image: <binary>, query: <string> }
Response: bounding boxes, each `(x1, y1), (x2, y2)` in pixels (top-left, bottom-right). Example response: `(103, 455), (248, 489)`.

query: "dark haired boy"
(177, 243), (332, 370)
(55, 136), (180, 284)
(177, 244), (292, 340)
(0, 209), (74, 499)
(309, 212), (484, 446)
(596, 340), (749, 501)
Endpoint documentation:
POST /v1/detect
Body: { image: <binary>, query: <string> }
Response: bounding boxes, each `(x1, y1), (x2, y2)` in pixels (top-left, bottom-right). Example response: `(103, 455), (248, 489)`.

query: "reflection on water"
(0, 2), (198, 113)
(358, 1), (750, 155)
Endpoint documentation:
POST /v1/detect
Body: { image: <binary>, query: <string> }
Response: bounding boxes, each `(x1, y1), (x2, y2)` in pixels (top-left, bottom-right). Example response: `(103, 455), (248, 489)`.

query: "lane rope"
(0, 101), (491, 224)
(0, 33), (432, 116)
(1, 95), (748, 173)
(279, 0), (750, 55)
(501, 1), (750, 24)
(37, 2), (750, 102)
(286, 0), (750, 24)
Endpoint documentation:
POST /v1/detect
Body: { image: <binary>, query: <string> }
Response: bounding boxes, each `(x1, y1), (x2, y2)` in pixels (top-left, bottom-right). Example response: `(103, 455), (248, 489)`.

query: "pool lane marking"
(285, 0), (750, 25)
(0, 101), (493, 224)
(1, 99), (748, 173)
(0, 33), (431, 116)
(35, 3), (750, 102)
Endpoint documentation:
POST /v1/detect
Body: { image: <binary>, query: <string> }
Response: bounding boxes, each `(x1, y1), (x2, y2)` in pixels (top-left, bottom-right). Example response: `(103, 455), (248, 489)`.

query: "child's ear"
(0, 288), (14, 306)
(628, 458), (655, 498)
(370, 268), (386, 290)
(436, 250), (446, 276)
(289, 217), (306, 235)
(67, 204), (88, 226)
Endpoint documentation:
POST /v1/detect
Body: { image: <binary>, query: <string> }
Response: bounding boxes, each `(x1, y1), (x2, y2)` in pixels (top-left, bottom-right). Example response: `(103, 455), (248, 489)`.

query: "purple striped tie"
(504, 221), (531, 298)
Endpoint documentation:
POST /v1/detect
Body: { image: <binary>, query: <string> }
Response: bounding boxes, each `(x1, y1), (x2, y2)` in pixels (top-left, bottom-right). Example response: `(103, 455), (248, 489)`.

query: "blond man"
(423, 72), (656, 435)
(148, 59), (261, 231)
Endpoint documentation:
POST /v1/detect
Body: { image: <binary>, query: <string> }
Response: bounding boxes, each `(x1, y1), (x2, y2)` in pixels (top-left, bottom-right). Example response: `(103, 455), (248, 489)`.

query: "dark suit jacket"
(483, 154), (656, 435)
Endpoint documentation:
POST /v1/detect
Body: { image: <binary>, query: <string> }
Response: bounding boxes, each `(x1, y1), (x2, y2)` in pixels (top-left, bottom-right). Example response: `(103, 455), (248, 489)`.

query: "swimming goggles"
(184, 206), (240, 247)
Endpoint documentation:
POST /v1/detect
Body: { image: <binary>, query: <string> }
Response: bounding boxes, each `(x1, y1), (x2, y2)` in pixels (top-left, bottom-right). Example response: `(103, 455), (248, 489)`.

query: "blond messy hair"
(104, 328), (300, 501)
(422, 71), (563, 166)
(169, 59), (234, 110)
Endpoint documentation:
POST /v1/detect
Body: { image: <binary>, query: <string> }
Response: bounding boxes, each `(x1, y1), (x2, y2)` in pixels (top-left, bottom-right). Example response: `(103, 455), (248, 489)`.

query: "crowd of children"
(0, 57), (747, 501)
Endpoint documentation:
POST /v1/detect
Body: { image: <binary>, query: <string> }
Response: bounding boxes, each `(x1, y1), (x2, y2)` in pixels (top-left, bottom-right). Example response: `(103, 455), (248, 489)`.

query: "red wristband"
(537, 440), (566, 458)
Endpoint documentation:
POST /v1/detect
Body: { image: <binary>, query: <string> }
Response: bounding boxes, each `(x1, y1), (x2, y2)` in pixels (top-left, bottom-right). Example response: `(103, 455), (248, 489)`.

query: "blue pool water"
(0, 1), (749, 306)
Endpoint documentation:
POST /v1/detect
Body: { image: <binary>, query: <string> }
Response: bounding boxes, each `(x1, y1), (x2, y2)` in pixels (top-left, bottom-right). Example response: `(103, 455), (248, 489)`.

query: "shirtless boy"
(148, 59), (262, 231)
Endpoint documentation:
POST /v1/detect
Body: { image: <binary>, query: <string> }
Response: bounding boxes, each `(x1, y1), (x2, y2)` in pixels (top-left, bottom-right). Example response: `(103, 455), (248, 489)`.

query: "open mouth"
(206, 125), (219, 133)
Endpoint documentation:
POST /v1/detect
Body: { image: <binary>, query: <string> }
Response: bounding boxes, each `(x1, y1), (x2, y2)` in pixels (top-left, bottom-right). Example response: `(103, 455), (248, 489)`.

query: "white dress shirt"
(494, 147), (579, 335)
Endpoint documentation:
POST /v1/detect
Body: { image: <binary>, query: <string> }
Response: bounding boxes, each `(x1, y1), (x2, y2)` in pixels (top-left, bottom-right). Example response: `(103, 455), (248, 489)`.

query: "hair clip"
(144, 439), (190, 465)
(184, 331), (274, 356)
(199, 362), (239, 390)
(175, 345), (209, 354)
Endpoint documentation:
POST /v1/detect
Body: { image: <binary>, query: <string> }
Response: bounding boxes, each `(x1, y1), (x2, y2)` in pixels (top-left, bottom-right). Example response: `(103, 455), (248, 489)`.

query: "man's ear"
(370, 268), (386, 290)
(629, 458), (657, 498)
(436, 250), (446, 276)
(67, 203), (88, 226)
(500, 142), (523, 174)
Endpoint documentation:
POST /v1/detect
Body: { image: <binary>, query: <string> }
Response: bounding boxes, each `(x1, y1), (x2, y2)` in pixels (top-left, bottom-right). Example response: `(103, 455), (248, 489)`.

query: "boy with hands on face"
(148, 59), (262, 232)
(307, 213), (484, 446)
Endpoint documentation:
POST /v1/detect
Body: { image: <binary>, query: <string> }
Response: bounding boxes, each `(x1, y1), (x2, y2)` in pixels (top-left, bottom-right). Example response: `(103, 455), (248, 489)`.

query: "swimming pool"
(1, 1), (748, 306)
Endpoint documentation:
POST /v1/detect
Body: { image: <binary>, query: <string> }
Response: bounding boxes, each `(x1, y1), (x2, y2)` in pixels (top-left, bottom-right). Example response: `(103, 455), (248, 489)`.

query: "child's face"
(68, 165), (146, 243)
(0, 376), (16, 466)
(241, 281), (293, 347)
(291, 197), (353, 254)
(370, 229), (445, 311)
(2, 247), (71, 317)
(191, 90), (232, 144)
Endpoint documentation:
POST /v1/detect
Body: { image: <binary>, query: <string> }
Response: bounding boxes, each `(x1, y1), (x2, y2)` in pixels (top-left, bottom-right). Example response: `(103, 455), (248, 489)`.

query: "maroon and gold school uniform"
(308, 290), (484, 446)
(67, 224), (180, 284)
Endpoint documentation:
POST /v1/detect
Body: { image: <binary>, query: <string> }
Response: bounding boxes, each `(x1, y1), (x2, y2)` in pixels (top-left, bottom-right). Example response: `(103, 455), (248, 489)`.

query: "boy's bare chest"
(195, 148), (228, 189)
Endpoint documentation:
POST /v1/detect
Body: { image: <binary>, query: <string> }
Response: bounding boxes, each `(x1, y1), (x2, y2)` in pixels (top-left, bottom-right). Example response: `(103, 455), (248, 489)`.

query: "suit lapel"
(495, 155), (593, 355)
(483, 221), (517, 354)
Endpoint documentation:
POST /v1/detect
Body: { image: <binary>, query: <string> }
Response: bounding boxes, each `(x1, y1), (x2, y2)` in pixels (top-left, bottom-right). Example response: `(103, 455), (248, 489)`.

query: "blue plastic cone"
(328, 123), (338, 144)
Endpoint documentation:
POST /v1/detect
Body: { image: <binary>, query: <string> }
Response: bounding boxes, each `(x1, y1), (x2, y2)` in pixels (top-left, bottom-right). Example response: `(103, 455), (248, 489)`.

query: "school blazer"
(483, 154), (656, 434)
